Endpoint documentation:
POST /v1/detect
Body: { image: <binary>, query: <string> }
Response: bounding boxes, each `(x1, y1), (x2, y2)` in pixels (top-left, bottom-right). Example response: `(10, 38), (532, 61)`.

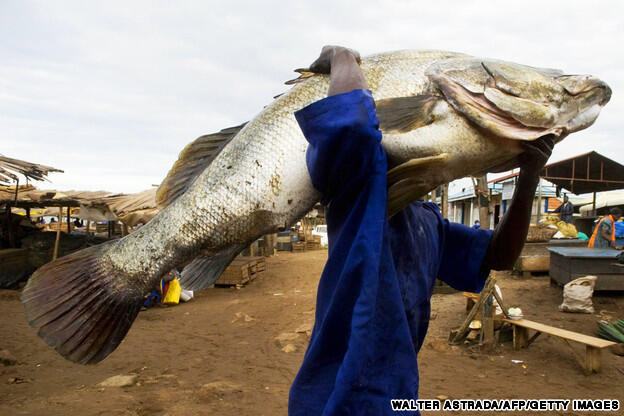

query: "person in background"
(588, 207), (623, 249)
(472, 220), (481, 229)
(554, 194), (574, 223)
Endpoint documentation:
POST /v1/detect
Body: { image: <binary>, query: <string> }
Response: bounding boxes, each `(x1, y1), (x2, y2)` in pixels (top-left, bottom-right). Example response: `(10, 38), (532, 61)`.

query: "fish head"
(426, 58), (612, 142)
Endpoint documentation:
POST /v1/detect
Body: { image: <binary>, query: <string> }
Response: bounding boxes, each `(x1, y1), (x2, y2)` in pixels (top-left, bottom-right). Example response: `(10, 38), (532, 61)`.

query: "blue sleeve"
(438, 221), (493, 293)
(295, 89), (382, 204)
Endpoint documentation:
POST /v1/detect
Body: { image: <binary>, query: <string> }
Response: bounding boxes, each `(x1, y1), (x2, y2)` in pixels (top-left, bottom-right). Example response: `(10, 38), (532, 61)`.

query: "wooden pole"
(66, 206), (71, 233)
(481, 294), (495, 348)
(592, 192), (597, 217)
(474, 175), (490, 228)
(52, 206), (62, 260)
(441, 184), (449, 219)
(536, 178), (543, 223)
(85, 220), (90, 240)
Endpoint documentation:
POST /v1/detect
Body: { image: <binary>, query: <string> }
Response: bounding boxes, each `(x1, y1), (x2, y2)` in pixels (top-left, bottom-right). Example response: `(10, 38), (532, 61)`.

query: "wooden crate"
(248, 256), (266, 273)
(292, 242), (305, 252)
(305, 241), (321, 250)
(216, 256), (266, 287)
(217, 259), (250, 286)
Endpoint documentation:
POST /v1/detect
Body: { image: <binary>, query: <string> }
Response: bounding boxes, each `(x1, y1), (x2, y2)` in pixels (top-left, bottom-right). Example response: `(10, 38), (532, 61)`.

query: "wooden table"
(548, 246), (624, 291)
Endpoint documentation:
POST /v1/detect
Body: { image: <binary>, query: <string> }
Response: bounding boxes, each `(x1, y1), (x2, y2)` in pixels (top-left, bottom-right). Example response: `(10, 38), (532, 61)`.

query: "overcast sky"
(1, 1), (623, 194)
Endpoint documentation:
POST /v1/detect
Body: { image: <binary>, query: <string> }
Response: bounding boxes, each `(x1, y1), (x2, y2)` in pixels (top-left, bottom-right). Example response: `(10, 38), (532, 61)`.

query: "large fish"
(22, 50), (611, 364)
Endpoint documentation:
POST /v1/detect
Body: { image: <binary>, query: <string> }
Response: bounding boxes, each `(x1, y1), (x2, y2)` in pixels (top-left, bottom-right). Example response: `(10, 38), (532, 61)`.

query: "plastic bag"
(557, 221), (578, 238)
(559, 276), (597, 314)
(179, 289), (194, 302)
(162, 278), (181, 305)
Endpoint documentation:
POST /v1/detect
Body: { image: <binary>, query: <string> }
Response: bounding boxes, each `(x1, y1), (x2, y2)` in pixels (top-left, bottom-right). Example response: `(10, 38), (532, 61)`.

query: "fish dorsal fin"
(376, 95), (441, 133)
(156, 123), (246, 209)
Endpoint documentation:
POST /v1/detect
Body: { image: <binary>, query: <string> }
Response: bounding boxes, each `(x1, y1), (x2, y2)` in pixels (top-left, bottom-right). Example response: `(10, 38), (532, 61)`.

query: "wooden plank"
(585, 346), (602, 373)
(503, 319), (615, 348)
(451, 277), (496, 344)
(512, 326), (529, 350)
(481, 296), (494, 347)
(527, 331), (542, 346)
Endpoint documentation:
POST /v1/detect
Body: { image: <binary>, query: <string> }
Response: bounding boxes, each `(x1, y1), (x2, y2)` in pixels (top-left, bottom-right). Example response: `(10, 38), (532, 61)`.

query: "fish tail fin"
(21, 243), (144, 365)
(180, 245), (245, 291)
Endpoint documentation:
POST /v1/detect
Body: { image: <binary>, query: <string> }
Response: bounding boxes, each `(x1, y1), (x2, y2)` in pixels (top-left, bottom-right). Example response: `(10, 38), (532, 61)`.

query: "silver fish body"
(21, 50), (611, 364)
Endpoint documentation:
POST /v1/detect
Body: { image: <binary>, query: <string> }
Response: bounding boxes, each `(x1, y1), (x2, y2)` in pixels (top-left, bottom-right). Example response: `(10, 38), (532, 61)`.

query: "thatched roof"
(0, 155), (63, 184)
(2, 186), (159, 227)
(0, 185), (111, 208)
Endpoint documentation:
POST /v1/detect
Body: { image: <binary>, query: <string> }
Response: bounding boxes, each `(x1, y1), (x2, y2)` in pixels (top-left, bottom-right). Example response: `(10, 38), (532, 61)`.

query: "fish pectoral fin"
(386, 154), (449, 217)
(387, 178), (429, 218)
(376, 95), (442, 133)
(157, 123), (246, 209)
(180, 245), (246, 291)
(386, 153), (449, 185)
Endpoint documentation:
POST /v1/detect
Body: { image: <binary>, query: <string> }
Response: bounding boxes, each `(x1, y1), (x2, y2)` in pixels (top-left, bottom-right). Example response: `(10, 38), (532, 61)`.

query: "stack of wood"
(292, 241), (306, 252)
(216, 256), (266, 287)
(305, 235), (321, 251)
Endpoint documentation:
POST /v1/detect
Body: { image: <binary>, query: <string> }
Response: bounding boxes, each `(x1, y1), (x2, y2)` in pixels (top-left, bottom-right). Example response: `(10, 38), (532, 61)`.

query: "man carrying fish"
(288, 46), (554, 415)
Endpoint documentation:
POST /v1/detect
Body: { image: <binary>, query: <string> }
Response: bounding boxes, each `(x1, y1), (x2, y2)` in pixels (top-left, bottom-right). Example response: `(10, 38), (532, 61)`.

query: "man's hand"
(308, 46), (361, 74)
(518, 135), (555, 172)
(308, 45), (366, 96)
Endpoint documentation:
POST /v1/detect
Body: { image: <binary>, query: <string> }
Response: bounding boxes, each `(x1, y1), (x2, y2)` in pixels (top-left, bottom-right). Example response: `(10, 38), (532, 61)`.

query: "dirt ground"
(1, 250), (623, 415)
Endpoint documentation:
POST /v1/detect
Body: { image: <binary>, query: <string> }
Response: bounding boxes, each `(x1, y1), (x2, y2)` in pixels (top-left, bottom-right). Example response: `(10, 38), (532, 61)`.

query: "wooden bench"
(503, 318), (616, 373)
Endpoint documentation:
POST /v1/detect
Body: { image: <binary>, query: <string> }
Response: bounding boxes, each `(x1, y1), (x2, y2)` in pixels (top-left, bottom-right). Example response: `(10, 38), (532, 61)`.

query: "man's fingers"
(308, 45), (361, 74)
(524, 136), (554, 158)
(309, 59), (331, 74)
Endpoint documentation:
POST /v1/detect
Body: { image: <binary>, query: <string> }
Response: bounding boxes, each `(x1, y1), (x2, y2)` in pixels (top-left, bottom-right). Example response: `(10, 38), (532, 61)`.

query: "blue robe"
(289, 89), (492, 415)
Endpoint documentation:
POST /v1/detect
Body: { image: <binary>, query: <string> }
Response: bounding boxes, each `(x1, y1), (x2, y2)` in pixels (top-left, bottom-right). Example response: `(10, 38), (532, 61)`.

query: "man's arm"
(482, 137), (554, 270)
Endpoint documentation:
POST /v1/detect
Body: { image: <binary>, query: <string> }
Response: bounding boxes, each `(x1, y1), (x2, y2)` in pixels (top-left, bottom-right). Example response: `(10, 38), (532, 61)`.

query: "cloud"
(1, 0), (623, 193)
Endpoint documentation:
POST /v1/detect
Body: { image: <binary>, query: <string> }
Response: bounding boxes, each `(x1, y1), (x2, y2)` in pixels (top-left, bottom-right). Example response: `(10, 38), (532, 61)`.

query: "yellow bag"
(162, 278), (181, 305)
(557, 221), (578, 238)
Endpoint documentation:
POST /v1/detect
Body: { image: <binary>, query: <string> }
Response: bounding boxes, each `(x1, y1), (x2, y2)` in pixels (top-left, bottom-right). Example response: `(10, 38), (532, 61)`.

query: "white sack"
(559, 276), (597, 314)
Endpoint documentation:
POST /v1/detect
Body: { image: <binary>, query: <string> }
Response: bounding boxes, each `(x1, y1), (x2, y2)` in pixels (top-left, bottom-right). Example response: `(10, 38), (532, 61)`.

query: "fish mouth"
(555, 75), (612, 133)
(556, 75), (612, 105)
